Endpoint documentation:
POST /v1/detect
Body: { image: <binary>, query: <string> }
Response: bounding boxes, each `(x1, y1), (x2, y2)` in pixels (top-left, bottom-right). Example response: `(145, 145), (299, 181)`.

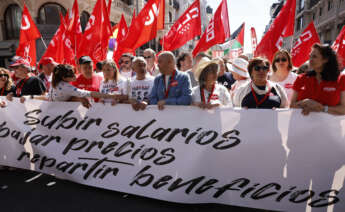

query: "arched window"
(4, 4), (21, 39)
(38, 3), (66, 25)
(80, 11), (90, 32)
(169, 12), (172, 23)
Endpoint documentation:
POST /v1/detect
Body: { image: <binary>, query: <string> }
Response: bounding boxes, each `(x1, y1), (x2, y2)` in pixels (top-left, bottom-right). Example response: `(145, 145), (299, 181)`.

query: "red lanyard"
(163, 70), (176, 99)
(0, 87), (4, 96)
(201, 84), (215, 103)
(250, 82), (271, 107)
(16, 77), (29, 96)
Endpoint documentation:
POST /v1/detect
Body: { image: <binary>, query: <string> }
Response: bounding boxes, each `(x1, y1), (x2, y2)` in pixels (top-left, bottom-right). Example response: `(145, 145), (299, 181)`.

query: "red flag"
(192, 0), (230, 57)
(291, 22), (320, 67)
(119, 0), (164, 51)
(255, 0), (296, 61)
(157, 0), (165, 30)
(66, 0), (82, 54)
(78, 0), (112, 63)
(250, 27), (258, 54)
(162, 0), (201, 51)
(117, 15), (128, 44)
(16, 4), (41, 67)
(332, 25), (345, 69)
(40, 13), (76, 66)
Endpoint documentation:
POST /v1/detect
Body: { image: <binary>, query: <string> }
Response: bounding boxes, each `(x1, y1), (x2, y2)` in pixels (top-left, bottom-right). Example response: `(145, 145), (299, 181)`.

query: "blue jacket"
(149, 70), (192, 105)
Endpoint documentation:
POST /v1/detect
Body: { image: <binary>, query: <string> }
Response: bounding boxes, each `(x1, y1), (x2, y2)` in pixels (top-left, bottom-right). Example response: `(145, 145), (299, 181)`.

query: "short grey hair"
(143, 48), (156, 56)
(132, 56), (147, 65)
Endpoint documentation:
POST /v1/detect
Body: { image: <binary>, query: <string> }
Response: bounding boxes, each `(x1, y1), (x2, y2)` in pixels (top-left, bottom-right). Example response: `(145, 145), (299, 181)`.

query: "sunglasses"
(275, 57), (287, 62)
(254, 65), (269, 71)
(119, 60), (130, 65)
(0, 74), (9, 78)
(144, 56), (153, 59)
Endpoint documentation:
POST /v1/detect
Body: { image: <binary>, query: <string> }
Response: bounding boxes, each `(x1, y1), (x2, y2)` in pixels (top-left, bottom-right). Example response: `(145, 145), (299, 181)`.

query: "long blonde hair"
(102, 59), (122, 82)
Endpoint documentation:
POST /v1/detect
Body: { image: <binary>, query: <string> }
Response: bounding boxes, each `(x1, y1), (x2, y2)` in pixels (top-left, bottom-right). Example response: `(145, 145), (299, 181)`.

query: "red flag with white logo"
(192, 0), (230, 57)
(119, 0), (164, 51)
(250, 27), (258, 54)
(40, 13), (76, 66)
(291, 21), (320, 67)
(78, 0), (112, 63)
(163, 0), (201, 51)
(255, 0), (296, 62)
(332, 25), (345, 69)
(16, 4), (41, 67)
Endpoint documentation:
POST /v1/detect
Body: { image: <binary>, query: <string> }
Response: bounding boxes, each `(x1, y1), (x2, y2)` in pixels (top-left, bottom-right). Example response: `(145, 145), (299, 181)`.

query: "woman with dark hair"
(233, 57), (288, 108)
(269, 49), (297, 102)
(191, 58), (231, 109)
(290, 43), (345, 115)
(48, 64), (120, 103)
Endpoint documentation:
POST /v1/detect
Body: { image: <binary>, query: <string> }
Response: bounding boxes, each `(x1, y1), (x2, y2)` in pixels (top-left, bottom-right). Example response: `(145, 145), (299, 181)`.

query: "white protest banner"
(0, 99), (344, 212)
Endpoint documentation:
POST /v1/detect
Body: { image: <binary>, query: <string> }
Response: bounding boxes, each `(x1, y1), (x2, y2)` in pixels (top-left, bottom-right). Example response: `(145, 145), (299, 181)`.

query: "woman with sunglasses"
(233, 57), (288, 109)
(0, 68), (15, 107)
(290, 43), (345, 115)
(48, 64), (120, 104)
(269, 50), (297, 102)
(0, 68), (15, 96)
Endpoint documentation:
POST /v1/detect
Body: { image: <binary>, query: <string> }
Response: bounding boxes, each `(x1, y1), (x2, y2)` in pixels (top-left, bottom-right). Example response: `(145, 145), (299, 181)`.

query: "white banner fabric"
(0, 99), (344, 212)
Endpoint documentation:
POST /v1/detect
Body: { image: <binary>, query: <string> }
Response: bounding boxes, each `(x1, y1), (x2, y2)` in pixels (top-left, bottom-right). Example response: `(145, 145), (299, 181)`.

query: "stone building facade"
(0, 0), (177, 66)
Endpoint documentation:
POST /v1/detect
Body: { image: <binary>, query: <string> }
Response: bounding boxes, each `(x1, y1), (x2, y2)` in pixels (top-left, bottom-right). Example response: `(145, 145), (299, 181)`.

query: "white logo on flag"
(21, 15), (30, 30)
(85, 15), (95, 31)
(144, 3), (159, 26)
(206, 20), (215, 42)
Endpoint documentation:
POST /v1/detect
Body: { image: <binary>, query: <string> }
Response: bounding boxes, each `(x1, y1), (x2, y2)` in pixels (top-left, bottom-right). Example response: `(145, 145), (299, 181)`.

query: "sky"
(207, 0), (278, 54)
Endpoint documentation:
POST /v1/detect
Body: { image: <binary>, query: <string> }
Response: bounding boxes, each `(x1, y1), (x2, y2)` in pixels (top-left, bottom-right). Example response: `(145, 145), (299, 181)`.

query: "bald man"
(149, 51), (192, 110)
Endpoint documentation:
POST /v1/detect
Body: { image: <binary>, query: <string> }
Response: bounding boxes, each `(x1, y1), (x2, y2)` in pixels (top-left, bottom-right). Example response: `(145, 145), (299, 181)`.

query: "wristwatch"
(323, 105), (328, 113)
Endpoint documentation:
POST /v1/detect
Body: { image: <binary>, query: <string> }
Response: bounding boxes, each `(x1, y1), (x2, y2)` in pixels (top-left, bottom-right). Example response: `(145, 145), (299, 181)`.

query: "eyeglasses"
(144, 56), (153, 59)
(0, 74), (9, 78)
(119, 60), (130, 65)
(254, 65), (269, 72)
(275, 57), (287, 63)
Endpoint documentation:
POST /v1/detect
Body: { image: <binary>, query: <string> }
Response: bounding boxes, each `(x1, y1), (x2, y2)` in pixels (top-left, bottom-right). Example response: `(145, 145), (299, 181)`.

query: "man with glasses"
(143, 48), (159, 76)
(119, 53), (135, 78)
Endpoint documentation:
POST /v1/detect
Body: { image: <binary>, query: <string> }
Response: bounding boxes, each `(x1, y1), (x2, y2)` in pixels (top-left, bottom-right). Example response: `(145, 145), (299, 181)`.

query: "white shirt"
(128, 76), (154, 102)
(99, 79), (126, 103)
(48, 81), (91, 101)
(192, 84), (232, 106)
(271, 72), (297, 103)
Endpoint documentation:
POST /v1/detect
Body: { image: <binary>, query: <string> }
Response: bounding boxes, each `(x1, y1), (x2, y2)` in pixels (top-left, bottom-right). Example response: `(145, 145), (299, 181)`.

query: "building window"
(312, 12), (315, 20)
(169, 12), (172, 23)
(328, 1), (333, 11)
(296, 16), (304, 32)
(121, 0), (133, 5)
(319, 7), (323, 16)
(38, 3), (66, 25)
(4, 4), (21, 39)
(80, 11), (90, 32)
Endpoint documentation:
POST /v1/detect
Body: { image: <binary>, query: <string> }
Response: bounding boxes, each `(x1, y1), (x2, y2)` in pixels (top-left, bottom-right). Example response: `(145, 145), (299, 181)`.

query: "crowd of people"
(0, 44), (345, 115)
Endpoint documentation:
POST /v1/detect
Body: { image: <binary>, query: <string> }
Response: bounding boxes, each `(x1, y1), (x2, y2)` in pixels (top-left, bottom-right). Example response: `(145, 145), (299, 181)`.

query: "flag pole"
(40, 37), (48, 49)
